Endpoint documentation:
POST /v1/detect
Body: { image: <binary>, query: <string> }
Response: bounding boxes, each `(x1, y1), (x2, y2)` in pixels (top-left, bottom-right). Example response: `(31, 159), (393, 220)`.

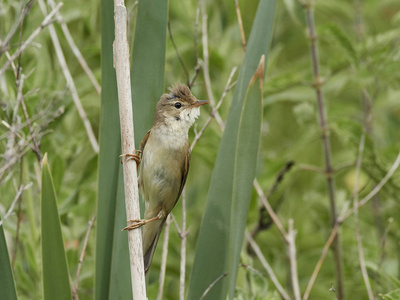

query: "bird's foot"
(122, 215), (161, 231)
(120, 150), (142, 165)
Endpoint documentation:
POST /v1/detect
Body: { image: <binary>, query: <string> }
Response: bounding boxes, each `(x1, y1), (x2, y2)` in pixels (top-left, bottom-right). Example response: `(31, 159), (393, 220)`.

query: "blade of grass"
(95, 0), (122, 298)
(41, 153), (72, 300)
(229, 57), (264, 299)
(188, 1), (276, 299)
(0, 226), (18, 300)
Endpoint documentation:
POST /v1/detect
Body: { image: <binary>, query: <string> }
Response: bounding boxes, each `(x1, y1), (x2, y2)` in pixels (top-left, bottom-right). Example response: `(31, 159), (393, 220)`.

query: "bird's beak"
(192, 100), (210, 107)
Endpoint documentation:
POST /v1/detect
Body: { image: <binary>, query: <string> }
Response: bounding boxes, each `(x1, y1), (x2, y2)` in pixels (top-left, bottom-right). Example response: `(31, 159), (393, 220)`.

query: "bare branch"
(303, 224), (339, 300)
(199, 272), (228, 300)
(48, 0), (101, 94)
(0, 3), (63, 77)
(246, 232), (291, 300)
(0, 185), (24, 227)
(0, 0), (35, 56)
(73, 215), (96, 300)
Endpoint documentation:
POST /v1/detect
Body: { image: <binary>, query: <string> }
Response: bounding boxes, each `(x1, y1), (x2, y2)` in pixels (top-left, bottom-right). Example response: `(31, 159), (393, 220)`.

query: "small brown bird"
(124, 84), (208, 274)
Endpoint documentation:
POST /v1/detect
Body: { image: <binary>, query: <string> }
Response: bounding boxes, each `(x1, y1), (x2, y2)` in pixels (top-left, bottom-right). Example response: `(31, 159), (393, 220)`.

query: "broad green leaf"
(95, 0), (122, 299)
(131, 0), (168, 145)
(41, 154), (72, 300)
(188, 0), (276, 299)
(229, 58), (264, 299)
(108, 168), (133, 299)
(0, 226), (17, 300)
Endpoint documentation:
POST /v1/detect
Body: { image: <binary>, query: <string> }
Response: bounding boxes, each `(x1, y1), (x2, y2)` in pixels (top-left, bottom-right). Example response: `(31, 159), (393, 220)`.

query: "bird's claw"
(120, 150), (142, 165)
(122, 214), (161, 231)
(122, 219), (146, 231)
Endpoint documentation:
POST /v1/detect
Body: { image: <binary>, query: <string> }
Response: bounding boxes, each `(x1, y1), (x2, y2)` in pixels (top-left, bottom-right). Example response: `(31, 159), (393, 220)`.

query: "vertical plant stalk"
(179, 189), (188, 300)
(200, 0), (225, 129)
(157, 216), (171, 300)
(113, 1), (146, 299)
(73, 215), (96, 300)
(303, 4), (344, 298)
(353, 131), (374, 299)
(352, 92), (374, 299)
(288, 220), (301, 300)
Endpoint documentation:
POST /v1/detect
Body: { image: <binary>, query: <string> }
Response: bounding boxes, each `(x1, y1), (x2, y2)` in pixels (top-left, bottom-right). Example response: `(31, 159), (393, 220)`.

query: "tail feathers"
(143, 219), (165, 275)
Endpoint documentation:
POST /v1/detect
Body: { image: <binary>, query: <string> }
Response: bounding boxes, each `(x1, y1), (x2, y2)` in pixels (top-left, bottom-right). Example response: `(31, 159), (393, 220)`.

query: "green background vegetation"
(1, 0), (400, 299)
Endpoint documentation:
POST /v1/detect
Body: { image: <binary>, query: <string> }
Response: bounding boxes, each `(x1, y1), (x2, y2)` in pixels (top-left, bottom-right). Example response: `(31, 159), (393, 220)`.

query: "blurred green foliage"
(1, 0), (400, 299)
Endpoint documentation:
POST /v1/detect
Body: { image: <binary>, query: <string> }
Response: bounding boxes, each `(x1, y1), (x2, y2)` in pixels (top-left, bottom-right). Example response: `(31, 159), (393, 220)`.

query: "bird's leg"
(122, 211), (164, 231)
(120, 150), (142, 167)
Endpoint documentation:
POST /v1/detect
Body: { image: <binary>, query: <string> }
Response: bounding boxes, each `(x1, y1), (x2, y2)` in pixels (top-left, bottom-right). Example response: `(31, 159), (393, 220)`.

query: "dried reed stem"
(113, 1), (146, 298)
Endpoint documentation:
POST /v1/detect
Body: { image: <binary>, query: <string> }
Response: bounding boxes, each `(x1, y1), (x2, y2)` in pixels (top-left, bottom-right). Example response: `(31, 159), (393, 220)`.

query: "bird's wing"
(140, 130), (151, 153)
(172, 148), (190, 210)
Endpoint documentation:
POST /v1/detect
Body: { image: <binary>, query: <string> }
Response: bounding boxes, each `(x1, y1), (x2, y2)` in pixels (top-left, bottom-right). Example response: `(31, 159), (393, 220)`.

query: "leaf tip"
(250, 55), (265, 90)
(42, 153), (48, 166)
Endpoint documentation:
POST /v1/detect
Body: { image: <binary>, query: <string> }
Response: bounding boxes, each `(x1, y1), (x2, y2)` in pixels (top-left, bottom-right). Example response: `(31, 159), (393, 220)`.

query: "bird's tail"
(142, 218), (165, 275)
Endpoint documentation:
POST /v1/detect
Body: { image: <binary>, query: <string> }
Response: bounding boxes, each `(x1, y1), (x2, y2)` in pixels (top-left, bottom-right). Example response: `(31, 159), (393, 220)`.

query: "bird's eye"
(174, 102), (182, 109)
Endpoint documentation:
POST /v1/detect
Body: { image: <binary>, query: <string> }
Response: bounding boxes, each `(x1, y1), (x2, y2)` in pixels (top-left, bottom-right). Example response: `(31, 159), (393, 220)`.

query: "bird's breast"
(139, 131), (188, 216)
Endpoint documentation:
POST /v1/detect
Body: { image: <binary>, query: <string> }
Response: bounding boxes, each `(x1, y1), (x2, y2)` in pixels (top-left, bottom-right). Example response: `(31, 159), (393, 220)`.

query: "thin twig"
(0, 3), (62, 76)
(73, 215), (96, 300)
(38, 0), (99, 153)
(4, 51), (19, 77)
(303, 224), (339, 300)
(378, 218), (393, 268)
(12, 160), (24, 268)
(303, 4), (344, 297)
(48, 0), (101, 94)
(199, 272), (228, 300)
(0, 185), (24, 227)
(0, 0), (35, 56)
(234, 0), (246, 51)
(298, 163), (325, 175)
(113, 1), (146, 298)
(157, 216), (171, 300)
(250, 161), (295, 241)
(200, 0), (225, 129)
(190, 66), (237, 151)
(167, 21), (190, 84)
(179, 188), (188, 300)
(352, 96), (374, 299)
(253, 179), (288, 240)
(288, 220), (301, 300)
(188, 1), (202, 89)
(246, 232), (291, 300)
(339, 150), (400, 222)
(18, 75), (42, 163)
